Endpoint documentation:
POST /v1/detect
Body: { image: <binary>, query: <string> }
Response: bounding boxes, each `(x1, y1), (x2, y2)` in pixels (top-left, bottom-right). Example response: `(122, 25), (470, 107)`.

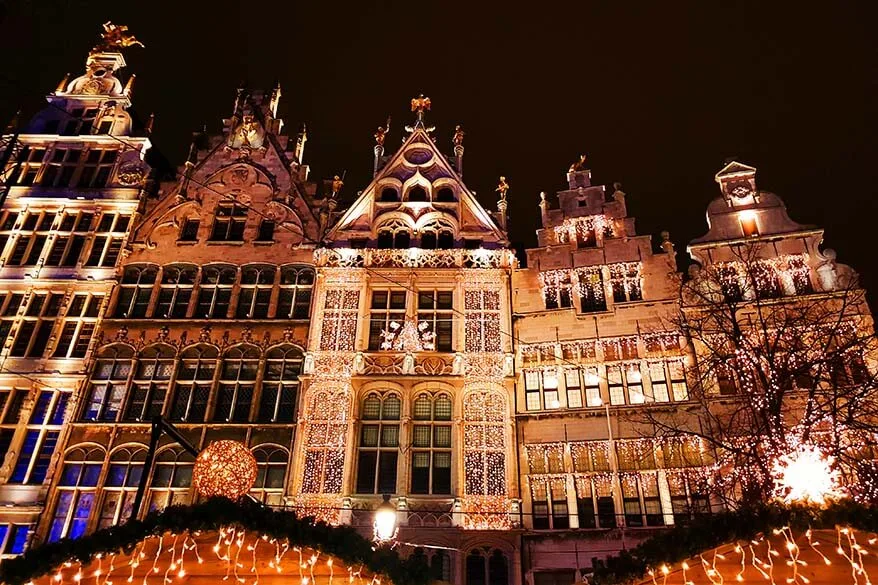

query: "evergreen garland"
(591, 500), (878, 584)
(0, 498), (430, 585)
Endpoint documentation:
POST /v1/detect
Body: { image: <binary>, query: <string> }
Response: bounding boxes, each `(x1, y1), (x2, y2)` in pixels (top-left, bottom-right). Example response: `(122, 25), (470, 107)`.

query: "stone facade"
(0, 33), (874, 585)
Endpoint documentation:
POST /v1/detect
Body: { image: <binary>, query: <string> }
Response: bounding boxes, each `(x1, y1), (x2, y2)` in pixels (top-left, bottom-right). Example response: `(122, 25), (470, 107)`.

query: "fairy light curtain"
(552, 215), (614, 246)
(464, 289), (502, 353)
(318, 289), (360, 351)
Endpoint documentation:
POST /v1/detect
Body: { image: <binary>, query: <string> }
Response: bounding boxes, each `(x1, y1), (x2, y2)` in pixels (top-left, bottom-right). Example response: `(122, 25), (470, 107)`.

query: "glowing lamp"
(373, 494), (398, 543)
(192, 440), (258, 499)
(772, 443), (844, 506)
(739, 209), (759, 237)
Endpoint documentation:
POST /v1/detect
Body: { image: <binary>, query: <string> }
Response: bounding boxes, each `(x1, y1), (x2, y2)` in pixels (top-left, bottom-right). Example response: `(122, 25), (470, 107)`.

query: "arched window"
(251, 446), (288, 505)
(407, 186), (428, 202)
(411, 394), (452, 494)
(463, 391), (507, 497)
(277, 266), (314, 319)
(97, 447), (146, 529)
(148, 448), (194, 512)
(355, 393), (400, 494)
(466, 549), (509, 585)
(123, 344), (175, 422)
(154, 264), (197, 318)
(170, 346), (217, 423)
(430, 550), (453, 582)
(214, 345), (259, 422)
(394, 231), (410, 249)
(380, 187), (399, 202)
(259, 345), (302, 423)
(114, 264), (157, 318)
(196, 264), (236, 319)
(48, 446), (105, 542)
(435, 187), (456, 202)
(82, 345), (134, 421)
(377, 230), (393, 249)
(420, 219), (456, 250)
(236, 265), (276, 319)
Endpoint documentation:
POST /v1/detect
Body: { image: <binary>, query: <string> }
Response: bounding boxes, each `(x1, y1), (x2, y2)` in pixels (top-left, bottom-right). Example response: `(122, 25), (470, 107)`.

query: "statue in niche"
(230, 115), (263, 150)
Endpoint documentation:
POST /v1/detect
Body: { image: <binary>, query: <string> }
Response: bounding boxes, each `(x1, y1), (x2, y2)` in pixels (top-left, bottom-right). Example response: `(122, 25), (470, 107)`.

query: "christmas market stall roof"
(0, 499), (430, 585)
(589, 502), (878, 585)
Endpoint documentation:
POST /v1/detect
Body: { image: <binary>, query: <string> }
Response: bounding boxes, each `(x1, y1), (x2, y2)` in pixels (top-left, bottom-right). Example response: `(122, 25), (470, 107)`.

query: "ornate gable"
(325, 101), (509, 248)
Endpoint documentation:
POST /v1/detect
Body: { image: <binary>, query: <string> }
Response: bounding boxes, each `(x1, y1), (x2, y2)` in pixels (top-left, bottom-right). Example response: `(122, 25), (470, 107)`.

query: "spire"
(269, 82), (281, 118)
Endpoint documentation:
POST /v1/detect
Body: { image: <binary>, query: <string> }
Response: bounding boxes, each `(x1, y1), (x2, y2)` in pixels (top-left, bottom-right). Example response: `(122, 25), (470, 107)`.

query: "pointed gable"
(325, 125), (508, 247)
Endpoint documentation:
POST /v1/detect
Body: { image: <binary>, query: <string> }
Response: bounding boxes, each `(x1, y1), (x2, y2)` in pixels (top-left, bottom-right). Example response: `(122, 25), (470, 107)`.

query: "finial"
(411, 94), (431, 119)
(93, 22), (144, 53)
(495, 176), (509, 203)
(145, 113), (155, 135)
(569, 154), (587, 173)
(55, 73), (70, 94)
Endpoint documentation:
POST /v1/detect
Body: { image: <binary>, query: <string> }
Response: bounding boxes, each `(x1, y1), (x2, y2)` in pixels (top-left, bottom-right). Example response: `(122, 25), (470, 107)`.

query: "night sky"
(1, 2), (876, 294)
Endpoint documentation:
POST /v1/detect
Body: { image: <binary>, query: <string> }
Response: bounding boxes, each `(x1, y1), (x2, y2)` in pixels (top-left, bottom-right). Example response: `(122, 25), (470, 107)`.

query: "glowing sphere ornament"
(193, 440), (258, 499)
(772, 443), (845, 506)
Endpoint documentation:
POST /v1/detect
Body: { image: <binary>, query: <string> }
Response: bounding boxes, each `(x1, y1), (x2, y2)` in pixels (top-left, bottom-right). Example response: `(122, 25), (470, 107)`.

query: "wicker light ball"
(193, 440), (258, 499)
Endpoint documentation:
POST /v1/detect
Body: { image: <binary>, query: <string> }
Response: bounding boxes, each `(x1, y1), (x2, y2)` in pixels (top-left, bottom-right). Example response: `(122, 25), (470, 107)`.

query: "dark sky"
(1, 2), (876, 293)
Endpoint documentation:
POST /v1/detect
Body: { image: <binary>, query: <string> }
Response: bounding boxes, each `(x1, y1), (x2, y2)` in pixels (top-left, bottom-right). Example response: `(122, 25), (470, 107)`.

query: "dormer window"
(380, 187), (399, 202)
(408, 186), (428, 202)
(210, 203), (247, 241)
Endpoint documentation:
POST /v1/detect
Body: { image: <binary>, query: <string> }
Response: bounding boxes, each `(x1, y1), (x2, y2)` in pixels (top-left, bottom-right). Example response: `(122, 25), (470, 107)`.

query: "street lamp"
(373, 494), (398, 543)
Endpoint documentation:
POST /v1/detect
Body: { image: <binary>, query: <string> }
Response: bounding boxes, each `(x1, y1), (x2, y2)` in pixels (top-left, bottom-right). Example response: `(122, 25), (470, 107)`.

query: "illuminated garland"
(574, 266), (605, 304)
(590, 502), (878, 585)
(314, 248), (516, 269)
(379, 319), (435, 351)
(553, 215), (614, 245)
(0, 498), (429, 585)
(714, 254), (812, 299)
(608, 261), (642, 300)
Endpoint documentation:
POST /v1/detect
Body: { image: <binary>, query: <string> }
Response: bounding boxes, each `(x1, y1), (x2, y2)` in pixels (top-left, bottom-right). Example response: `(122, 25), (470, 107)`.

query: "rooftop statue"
(93, 21), (145, 52)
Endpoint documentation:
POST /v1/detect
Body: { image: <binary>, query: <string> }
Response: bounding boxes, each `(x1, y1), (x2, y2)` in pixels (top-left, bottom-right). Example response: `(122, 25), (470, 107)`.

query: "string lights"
(772, 443), (844, 506)
(552, 215), (614, 245)
(192, 441), (258, 499)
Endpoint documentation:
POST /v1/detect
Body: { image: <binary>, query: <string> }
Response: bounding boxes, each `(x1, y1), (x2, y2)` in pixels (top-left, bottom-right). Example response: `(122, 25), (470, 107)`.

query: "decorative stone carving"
(117, 162), (146, 186)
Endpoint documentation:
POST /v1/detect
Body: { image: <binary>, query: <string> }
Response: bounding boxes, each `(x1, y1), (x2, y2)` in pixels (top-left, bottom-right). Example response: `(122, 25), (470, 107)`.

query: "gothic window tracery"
(147, 448), (194, 512)
(236, 265), (276, 319)
(97, 446), (145, 529)
(214, 345), (259, 422)
(277, 266), (313, 319)
(123, 344), (174, 422)
(250, 446), (288, 505)
(196, 264), (236, 318)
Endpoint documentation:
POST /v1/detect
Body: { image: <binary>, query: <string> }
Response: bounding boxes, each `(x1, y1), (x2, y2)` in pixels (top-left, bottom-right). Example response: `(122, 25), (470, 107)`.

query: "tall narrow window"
(179, 219), (200, 242)
(0, 293), (24, 349)
(210, 203), (247, 241)
(45, 211), (92, 267)
(53, 294), (102, 358)
(255, 220), (275, 242)
(148, 449), (194, 512)
(13, 146), (46, 186)
(82, 345), (132, 421)
(276, 266), (314, 319)
(7, 211), (53, 267)
(170, 346), (216, 423)
(0, 211), (20, 260)
(114, 265), (158, 318)
(319, 289), (360, 351)
(356, 393), (400, 494)
(411, 394), (452, 495)
(540, 271), (573, 309)
(463, 391), (507, 497)
(214, 345), (259, 422)
(195, 264), (236, 318)
(60, 108), (99, 136)
(97, 447), (145, 529)
(40, 148), (82, 187)
(236, 265), (275, 318)
(84, 213), (128, 267)
(154, 264), (197, 318)
(464, 289), (502, 352)
(10, 292), (61, 358)
(9, 429), (60, 484)
(609, 262), (643, 303)
(250, 447), (287, 506)
(258, 345), (302, 423)
(417, 290), (453, 351)
(576, 267), (607, 313)
(368, 290), (407, 350)
(48, 447), (104, 542)
(123, 344), (174, 422)
(76, 149), (118, 188)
